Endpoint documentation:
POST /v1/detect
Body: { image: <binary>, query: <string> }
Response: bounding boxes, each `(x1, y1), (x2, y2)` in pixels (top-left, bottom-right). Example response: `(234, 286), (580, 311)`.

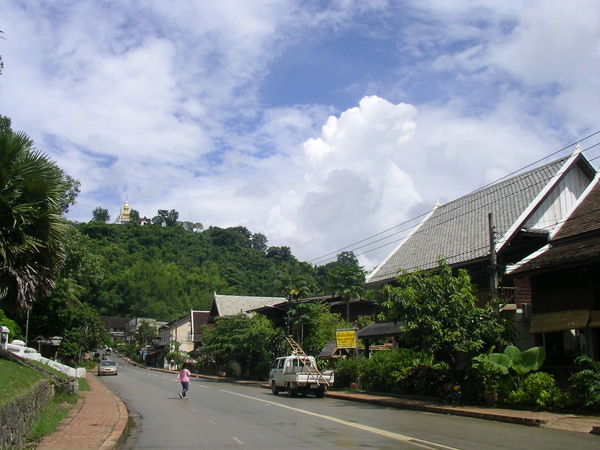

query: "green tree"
(250, 232), (268, 252)
(288, 301), (350, 356)
(25, 226), (104, 342)
(266, 246), (292, 262)
(201, 313), (283, 379)
(154, 209), (179, 226)
(336, 251), (359, 266)
(276, 260), (317, 301)
(129, 209), (140, 223)
(92, 207), (110, 223)
(59, 303), (109, 364)
(0, 128), (70, 313)
(0, 116), (11, 134)
(380, 260), (513, 367)
(0, 308), (23, 340)
(327, 262), (366, 322)
(135, 319), (158, 346)
(59, 225), (104, 290)
(58, 174), (80, 214)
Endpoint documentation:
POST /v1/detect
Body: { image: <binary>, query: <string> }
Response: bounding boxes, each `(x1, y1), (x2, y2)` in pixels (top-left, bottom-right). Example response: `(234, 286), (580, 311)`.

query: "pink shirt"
(176, 368), (190, 382)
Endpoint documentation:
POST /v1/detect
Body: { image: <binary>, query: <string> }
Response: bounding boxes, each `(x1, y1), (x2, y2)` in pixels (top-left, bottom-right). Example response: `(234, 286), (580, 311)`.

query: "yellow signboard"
(336, 330), (357, 348)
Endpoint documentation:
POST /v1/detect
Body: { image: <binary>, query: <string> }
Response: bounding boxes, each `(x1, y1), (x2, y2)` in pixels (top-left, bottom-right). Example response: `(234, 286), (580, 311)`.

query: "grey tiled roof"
(366, 156), (572, 285)
(213, 294), (287, 317)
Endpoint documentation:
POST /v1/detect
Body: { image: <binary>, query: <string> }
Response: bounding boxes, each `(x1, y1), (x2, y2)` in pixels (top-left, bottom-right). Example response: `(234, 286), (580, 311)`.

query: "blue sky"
(1, 0), (599, 269)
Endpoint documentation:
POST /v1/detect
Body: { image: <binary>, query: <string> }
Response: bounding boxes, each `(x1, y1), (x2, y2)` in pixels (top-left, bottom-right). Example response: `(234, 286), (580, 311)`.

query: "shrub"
(334, 358), (361, 388)
(505, 372), (560, 408)
(359, 351), (401, 392)
(524, 372), (560, 408)
(401, 364), (448, 397)
(359, 348), (441, 394)
(472, 354), (504, 395)
(567, 356), (600, 412)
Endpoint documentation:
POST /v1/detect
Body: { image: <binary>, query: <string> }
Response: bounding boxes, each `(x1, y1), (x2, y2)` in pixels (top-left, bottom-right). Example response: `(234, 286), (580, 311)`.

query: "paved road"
(100, 355), (599, 449)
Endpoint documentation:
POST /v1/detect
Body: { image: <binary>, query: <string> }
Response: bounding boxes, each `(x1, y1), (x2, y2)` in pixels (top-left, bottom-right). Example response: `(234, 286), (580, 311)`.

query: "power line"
(308, 132), (600, 266)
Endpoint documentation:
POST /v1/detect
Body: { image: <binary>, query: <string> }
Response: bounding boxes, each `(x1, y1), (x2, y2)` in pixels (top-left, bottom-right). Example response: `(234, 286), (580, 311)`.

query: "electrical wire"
(308, 132), (600, 267)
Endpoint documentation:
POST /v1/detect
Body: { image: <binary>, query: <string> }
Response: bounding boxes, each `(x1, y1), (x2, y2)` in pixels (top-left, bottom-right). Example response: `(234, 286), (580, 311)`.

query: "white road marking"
(232, 437), (243, 445)
(220, 389), (458, 450)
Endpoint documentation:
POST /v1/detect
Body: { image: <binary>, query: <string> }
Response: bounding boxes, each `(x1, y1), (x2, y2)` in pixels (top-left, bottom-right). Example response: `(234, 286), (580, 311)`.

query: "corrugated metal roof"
(366, 156), (571, 285)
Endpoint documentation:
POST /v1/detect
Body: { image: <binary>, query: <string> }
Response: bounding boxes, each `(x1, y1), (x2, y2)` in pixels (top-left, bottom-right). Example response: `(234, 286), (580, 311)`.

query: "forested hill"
(72, 221), (336, 321)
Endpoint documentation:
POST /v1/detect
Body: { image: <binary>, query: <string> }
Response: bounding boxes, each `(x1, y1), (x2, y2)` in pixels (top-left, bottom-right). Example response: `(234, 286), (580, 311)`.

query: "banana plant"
(485, 345), (546, 388)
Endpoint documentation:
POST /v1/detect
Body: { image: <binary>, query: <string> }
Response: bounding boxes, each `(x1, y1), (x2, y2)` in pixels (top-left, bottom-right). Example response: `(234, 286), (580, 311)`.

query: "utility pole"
(488, 212), (499, 301)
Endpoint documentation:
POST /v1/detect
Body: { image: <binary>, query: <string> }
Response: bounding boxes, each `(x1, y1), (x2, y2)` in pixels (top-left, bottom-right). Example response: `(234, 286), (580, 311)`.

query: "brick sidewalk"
(37, 372), (127, 450)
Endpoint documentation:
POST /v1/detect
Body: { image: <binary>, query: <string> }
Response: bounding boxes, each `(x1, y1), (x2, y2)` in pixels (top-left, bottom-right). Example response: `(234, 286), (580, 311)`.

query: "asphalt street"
(101, 355), (599, 449)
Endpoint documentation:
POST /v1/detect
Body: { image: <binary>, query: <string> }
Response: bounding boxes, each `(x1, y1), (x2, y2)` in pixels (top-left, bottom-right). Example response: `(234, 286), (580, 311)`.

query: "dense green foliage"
(0, 308), (23, 340)
(567, 356), (600, 412)
(336, 348), (447, 397)
(327, 261), (366, 322)
(60, 221), (362, 322)
(505, 371), (561, 408)
(0, 125), (70, 313)
(334, 358), (361, 388)
(135, 320), (158, 346)
(200, 313), (284, 379)
(288, 301), (351, 356)
(381, 261), (514, 366)
(58, 303), (110, 365)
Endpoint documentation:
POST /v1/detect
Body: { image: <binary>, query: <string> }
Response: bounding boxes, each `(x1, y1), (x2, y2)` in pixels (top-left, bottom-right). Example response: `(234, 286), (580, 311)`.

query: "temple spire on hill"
(115, 198), (131, 225)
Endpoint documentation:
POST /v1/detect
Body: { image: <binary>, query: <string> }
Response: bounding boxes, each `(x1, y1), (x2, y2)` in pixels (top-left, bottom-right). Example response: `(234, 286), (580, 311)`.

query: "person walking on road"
(174, 364), (191, 399)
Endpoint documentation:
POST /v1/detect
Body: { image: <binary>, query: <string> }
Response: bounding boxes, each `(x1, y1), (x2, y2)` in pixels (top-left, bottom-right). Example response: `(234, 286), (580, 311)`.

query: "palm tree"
(275, 260), (317, 337)
(0, 129), (69, 313)
(328, 264), (366, 322)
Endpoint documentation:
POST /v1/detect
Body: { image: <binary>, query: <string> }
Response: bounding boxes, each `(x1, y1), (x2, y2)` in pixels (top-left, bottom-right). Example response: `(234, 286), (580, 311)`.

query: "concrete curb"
(99, 387), (129, 450)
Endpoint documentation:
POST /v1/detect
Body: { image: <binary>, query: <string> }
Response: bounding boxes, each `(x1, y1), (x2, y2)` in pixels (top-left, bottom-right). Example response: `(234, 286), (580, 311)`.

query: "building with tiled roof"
(506, 176), (600, 362)
(366, 149), (596, 304)
(209, 293), (286, 322)
(365, 147), (598, 360)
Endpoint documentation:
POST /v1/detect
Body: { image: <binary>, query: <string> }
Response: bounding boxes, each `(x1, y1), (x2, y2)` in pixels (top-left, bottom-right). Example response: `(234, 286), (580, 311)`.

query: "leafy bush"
(401, 364), (448, 397)
(505, 372), (560, 408)
(472, 354), (505, 395)
(359, 348), (442, 394)
(567, 356), (600, 412)
(334, 358), (361, 388)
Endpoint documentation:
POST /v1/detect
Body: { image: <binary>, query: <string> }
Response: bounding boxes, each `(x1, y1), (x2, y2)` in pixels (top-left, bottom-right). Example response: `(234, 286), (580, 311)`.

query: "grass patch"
(78, 376), (90, 391)
(0, 359), (45, 407)
(27, 391), (78, 443)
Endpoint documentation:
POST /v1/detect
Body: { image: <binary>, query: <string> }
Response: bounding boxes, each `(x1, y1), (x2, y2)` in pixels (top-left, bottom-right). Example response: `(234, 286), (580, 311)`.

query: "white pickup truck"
(268, 354), (334, 398)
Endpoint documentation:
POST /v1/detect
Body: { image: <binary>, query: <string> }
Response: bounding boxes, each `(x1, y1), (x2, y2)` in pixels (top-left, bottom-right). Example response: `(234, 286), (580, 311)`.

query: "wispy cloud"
(1, 0), (598, 269)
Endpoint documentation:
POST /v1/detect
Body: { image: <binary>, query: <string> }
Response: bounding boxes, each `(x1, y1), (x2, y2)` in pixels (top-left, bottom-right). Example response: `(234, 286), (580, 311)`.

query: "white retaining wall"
(6, 342), (86, 378)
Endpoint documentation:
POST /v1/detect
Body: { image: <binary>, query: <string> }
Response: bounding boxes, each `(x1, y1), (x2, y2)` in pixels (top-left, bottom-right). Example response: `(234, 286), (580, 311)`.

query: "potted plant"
(472, 354), (505, 405)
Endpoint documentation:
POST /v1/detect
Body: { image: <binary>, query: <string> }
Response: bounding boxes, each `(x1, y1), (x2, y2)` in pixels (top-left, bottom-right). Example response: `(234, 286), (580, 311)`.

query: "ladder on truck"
(285, 336), (331, 387)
